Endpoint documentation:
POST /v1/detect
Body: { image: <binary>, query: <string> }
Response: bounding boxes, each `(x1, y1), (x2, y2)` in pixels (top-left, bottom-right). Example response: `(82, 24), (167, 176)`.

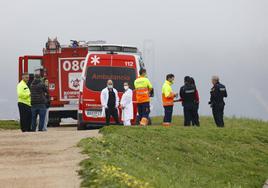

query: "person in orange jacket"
(134, 69), (153, 126)
(162, 74), (178, 126)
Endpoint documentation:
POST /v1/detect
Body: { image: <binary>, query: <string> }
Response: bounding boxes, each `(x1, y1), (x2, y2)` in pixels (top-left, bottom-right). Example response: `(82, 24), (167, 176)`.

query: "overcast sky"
(0, 0), (267, 120)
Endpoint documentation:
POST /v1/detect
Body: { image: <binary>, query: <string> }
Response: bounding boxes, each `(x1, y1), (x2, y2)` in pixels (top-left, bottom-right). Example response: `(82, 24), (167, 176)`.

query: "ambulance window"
(86, 67), (136, 92)
(122, 47), (137, 53)
(88, 46), (102, 51)
(103, 46), (122, 52)
(27, 59), (43, 74)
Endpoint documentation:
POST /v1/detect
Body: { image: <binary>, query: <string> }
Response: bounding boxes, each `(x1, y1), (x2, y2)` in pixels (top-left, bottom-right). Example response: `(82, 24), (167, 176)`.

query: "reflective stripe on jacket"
(162, 80), (175, 106)
(17, 80), (31, 106)
(134, 76), (153, 103)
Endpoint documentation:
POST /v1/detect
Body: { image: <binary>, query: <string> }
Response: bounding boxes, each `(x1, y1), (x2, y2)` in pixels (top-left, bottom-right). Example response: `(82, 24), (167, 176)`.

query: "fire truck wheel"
(48, 116), (61, 127)
(49, 122), (60, 127)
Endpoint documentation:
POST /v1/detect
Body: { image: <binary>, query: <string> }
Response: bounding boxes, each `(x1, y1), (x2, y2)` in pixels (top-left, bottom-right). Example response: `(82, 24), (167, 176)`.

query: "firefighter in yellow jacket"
(134, 69), (153, 126)
(162, 74), (178, 126)
(17, 72), (32, 132)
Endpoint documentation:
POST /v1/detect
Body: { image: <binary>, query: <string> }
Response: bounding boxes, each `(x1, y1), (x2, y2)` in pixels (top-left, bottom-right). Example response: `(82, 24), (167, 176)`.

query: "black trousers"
(212, 103), (225, 127)
(192, 103), (200, 126)
(105, 107), (119, 125)
(183, 103), (199, 126)
(163, 106), (173, 123)
(18, 102), (32, 132)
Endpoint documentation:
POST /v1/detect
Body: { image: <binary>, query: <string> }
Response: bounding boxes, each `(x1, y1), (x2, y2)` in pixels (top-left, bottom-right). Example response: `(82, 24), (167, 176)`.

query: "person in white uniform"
(120, 82), (133, 126)
(101, 80), (120, 125)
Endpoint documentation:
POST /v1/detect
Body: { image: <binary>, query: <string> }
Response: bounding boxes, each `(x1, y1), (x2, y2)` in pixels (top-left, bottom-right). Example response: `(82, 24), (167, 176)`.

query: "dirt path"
(0, 127), (100, 188)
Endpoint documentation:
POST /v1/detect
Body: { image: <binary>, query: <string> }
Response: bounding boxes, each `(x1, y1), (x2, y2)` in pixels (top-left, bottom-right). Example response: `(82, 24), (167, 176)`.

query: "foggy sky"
(0, 0), (268, 120)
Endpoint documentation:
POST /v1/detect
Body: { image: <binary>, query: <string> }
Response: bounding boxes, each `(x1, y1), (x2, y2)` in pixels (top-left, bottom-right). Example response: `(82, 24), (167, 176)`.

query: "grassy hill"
(79, 116), (268, 188)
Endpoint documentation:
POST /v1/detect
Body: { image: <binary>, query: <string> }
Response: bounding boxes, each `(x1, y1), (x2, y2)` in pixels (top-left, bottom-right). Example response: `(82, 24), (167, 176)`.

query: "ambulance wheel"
(77, 123), (86, 130)
(135, 115), (141, 125)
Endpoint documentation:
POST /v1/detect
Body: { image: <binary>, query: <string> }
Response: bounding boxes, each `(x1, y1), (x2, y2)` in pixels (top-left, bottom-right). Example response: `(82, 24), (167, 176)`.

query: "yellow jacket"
(162, 80), (175, 106)
(134, 76), (153, 103)
(17, 80), (31, 106)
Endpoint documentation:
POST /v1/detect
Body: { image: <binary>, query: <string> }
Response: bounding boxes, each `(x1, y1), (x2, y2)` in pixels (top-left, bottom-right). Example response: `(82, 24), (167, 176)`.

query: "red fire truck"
(18, 38), (93, 126)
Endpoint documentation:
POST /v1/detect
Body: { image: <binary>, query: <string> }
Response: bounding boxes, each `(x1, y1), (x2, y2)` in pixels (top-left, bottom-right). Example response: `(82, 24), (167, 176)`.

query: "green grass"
(78, 116), (268, 188)
(0, 120), (19, 130)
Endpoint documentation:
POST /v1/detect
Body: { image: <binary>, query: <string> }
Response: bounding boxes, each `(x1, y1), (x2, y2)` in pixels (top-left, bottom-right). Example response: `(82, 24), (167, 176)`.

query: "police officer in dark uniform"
(180, 76), (199, 126)
(209, 76), (228, 127)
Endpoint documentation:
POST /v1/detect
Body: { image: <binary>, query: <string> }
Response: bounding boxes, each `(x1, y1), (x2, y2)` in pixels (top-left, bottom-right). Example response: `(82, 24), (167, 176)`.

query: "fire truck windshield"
(85, 67), (136, 92)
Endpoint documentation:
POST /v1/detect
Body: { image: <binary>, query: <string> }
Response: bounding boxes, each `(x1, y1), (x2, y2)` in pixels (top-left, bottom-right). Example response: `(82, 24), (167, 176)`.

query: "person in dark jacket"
(190, 77), (200, 126)
(179, 76), (199, 126)
(30, 74), (48, 131)
(100, 80), (120, 126)
(209, 76), (228, 127)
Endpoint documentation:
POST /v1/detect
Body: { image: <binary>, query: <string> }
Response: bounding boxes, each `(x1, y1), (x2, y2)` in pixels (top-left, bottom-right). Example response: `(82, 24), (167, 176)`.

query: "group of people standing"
(17, 72), (50, 132)
(100, 69), (154, 126)
(161, 73), (227, 127)
(160, 72), (227, 127)
(100, 80), (134, 126)
(101, 68), (228, 128)
(17, 69), (228, 131)
(162, 74), (200, 127)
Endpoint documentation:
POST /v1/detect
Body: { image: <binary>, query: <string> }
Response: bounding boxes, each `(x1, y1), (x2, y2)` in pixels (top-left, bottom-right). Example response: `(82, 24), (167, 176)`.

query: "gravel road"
(0, 127), (99, 188)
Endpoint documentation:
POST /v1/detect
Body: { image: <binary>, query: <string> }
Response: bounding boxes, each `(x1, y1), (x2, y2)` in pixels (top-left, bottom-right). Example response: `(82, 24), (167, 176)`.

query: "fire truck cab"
(78, 45), (145, 130)
(18, 38), (88, 126)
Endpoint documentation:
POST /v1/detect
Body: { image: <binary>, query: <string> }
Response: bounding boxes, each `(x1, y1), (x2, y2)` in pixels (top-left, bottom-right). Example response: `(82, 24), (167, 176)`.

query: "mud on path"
(0, 127), (100, 188)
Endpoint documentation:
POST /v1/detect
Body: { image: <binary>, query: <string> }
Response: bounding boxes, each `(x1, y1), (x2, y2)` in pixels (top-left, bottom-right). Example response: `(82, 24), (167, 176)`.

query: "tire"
(77, 123), (86, 130)
(48, 117), (61, 127)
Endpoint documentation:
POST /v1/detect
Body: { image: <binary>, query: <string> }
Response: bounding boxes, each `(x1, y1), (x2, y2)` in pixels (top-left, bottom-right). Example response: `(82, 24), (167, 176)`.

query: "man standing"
(17, 73), (32, 132)
(120, 82), (133, 126)
(30, 74), (48, 131)
(101, 80), (120, 125)
(134, 69), (153, 126)
(180, 76), (199, 126)
(162, 74), (178, 126)
(209, 76), (228, 127)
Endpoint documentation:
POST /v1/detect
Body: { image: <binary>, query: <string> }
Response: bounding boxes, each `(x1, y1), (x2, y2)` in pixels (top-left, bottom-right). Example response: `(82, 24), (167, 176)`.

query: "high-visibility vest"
(162, 80), (175, 106)
(134, 76), (153, 104)
(17, 80), (31, 106)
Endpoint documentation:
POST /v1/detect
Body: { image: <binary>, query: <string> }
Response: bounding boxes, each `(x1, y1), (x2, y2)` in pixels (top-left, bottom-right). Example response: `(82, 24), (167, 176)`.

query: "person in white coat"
(101, 80), (120, 125)
(120, 82), (133, 126)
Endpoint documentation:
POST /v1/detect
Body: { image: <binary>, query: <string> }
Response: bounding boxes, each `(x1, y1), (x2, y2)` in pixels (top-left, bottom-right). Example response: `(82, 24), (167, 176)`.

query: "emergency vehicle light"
(88, 45), (138, 53)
